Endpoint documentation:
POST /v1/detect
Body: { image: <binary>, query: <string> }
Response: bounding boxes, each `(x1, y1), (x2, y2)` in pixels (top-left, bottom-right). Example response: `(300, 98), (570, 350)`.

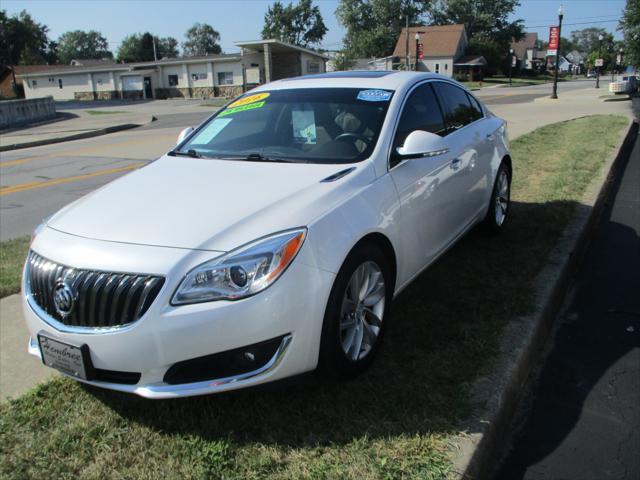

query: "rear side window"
(394, 83), (446, 149)
(433, 82), (478, 133)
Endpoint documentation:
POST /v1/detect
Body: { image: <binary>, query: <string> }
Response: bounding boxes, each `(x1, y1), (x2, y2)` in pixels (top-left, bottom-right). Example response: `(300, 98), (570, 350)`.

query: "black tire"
(318, 243), (393, 379)
(483, 161), (511, 234)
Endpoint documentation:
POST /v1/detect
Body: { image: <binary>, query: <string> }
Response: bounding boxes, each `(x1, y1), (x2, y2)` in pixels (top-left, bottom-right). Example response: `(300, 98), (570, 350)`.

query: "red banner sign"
(417, 43), (424, 59)
(548, 26), (559, 55)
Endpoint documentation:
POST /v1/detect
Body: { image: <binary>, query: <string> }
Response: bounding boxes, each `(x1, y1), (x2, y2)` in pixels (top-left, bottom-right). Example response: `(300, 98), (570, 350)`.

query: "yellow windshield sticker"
(218, 101), (266, 117)
(227, 92), (270, 109)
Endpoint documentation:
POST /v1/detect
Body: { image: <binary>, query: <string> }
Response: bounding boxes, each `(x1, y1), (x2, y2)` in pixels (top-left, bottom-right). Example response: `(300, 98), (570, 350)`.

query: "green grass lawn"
(85, 110), (128, 115)
(0, 236), (29, 298)
(0, 115), (629, 479)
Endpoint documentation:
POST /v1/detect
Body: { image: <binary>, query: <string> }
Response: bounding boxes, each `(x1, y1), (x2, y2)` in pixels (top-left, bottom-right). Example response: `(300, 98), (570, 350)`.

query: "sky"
(2, 0), (627, 54)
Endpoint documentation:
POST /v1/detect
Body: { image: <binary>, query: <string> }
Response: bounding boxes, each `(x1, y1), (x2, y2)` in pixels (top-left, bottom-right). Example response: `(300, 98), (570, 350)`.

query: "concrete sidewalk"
(0, 109), (155, 151)
(0, 294), (56, 400)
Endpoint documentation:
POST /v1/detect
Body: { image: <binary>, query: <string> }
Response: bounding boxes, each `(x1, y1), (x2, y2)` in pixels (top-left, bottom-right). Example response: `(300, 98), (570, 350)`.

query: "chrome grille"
(26, 251), (164, 329)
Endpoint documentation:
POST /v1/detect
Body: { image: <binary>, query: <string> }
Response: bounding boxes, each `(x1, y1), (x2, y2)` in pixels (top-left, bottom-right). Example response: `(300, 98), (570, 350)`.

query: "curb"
(450, 116), (638, 480)
(0, 116), (156, 152)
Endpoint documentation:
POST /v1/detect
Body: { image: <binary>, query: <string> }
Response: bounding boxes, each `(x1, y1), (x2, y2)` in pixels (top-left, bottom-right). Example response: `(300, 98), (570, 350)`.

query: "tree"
(336, 0), (428, 58)
(619, 0), (640, 66)
(116, 32), (177, 62)
(0, 9), (55, 65)
(428, 0), (524, 74)
(57, 30), (112, 64)
(182, 23), (221, 56)
(332, 51), (356, 70)
(262, 0), (327, 47)
(570, 27), (614, 56)
(156, 36), (179, 58)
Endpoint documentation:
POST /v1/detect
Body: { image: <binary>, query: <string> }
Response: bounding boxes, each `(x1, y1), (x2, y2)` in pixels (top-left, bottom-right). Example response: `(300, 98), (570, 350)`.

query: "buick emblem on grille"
(53, 281), (76, 318)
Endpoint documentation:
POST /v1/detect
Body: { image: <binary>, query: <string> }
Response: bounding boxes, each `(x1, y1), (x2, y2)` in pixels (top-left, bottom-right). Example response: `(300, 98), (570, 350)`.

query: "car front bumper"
(23, 230), (335, 399)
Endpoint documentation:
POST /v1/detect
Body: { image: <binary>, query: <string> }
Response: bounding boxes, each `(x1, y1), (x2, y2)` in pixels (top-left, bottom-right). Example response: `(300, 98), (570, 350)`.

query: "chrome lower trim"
(27, 334), (293, 399)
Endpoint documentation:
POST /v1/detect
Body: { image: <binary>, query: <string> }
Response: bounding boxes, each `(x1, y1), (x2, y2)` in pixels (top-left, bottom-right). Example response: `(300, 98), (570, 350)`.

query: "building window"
(435, 63), (440, 74)
(191, 73), (207, 81)
(217, 71), (234, 85)
(168, 74), (179, 87)
(307, 61), (320, 73)
(48, 77), (55, 83)
(32, 80), (37, 87)
(445, 63), (448, 71)
(58, 79), (63, 89)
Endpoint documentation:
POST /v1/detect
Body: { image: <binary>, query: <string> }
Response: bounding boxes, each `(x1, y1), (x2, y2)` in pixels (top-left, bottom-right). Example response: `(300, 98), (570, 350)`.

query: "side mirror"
(396, 130), (449, 159)
(177, 127), (194, 145)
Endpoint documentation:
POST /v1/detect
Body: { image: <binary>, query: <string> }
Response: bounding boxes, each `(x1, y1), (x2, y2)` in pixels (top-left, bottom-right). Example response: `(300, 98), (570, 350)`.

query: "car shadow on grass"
(85, 196), (595, 449)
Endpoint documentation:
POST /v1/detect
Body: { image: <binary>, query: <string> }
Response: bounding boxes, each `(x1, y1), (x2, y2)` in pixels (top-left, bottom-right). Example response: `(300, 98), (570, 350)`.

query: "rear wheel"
(318, 244), (393, 378)
(483, 162), (511, 233)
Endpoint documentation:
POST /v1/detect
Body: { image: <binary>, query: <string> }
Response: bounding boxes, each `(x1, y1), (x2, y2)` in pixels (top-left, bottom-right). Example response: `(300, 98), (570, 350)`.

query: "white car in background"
(609, 75), (639, 95)
(24, 71), (512, 398)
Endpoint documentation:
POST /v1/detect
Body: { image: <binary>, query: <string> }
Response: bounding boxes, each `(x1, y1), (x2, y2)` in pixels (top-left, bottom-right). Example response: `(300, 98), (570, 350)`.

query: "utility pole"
(152, 37), (158, 61)
(404, 15), (409, 70)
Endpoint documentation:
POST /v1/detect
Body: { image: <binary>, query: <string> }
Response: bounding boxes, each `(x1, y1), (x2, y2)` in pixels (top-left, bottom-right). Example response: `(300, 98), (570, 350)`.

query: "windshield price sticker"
(219, 101), (266, 117)
(227, 92), (270, 109)
(357, 89), (392, 102)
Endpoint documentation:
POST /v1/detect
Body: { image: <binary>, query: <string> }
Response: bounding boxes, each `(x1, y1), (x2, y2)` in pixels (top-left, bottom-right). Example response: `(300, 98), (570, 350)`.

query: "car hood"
(48, 156), (370, 252)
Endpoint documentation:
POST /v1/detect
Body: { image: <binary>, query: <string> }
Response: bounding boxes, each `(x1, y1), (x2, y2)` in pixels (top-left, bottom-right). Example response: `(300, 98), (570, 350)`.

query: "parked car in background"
(24, 71), (512, 398)
(586, 71), (596, 79)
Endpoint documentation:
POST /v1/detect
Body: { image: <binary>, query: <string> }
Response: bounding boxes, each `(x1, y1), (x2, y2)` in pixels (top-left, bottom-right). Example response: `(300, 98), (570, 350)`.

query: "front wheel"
(483, 162), (511, 233)
(318, 244), (393, 379)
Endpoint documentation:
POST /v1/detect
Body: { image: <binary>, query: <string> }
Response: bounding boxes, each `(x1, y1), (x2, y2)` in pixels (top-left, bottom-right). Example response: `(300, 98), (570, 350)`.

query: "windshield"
(175, 88), (393, 164)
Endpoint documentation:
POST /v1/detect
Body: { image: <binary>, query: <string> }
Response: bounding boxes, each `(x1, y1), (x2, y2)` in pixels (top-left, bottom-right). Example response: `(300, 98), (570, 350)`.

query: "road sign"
(512, 55), (517, 67)
(595, 58), (604, 67)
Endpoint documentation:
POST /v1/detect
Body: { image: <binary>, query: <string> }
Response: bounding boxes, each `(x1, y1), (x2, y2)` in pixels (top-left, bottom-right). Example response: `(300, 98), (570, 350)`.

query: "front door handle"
(451, 158), (462, 169)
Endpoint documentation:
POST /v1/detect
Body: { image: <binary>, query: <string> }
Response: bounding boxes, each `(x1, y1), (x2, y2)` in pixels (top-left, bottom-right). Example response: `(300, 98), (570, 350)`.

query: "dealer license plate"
(38, 333), (89, 380)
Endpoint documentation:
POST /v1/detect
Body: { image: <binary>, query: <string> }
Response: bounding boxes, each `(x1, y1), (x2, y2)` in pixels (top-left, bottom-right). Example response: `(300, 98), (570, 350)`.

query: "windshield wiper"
(243, 153), (297, 163)
(168, 149), (202, 158)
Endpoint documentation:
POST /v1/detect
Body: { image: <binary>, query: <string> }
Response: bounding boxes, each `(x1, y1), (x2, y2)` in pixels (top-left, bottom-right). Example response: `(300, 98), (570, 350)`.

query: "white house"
(19, 39), (328, 101)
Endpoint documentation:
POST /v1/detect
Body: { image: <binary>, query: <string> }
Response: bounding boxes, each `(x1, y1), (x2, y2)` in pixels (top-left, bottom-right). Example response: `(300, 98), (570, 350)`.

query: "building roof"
(454, 55), (487, 66)
(16, 63), (131, 77)
(235, 39), (329, 59)
(510, 33), (538, 59)
(393, 24), (466, 59)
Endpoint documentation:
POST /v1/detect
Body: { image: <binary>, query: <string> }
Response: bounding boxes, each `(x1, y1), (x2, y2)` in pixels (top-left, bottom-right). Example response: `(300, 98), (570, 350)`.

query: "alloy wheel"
(339, 261), (386, 361)
(494, 170), (510, 226)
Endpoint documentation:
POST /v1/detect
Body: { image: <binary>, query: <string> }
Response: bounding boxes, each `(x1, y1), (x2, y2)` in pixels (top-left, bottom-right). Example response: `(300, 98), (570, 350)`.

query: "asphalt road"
(0, 80), (595, 241)
(495, 98), (640, 479)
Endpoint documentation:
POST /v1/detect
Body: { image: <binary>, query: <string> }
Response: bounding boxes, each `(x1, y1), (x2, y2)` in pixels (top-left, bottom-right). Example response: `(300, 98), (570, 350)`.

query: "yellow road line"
(0, 162), (145, 196)
(0, 133), (167, 168)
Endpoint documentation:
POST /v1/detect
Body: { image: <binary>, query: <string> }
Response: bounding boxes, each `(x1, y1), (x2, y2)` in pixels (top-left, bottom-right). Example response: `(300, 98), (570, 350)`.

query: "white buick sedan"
(24, 71), (511, 398)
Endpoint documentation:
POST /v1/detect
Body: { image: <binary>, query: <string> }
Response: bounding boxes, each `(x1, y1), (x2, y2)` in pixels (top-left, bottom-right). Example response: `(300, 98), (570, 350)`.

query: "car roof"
(253, 71), (454, 92)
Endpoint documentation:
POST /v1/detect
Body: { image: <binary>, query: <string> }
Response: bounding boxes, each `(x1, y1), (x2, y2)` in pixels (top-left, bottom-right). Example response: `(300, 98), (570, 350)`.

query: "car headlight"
(172, 228), (307, 305)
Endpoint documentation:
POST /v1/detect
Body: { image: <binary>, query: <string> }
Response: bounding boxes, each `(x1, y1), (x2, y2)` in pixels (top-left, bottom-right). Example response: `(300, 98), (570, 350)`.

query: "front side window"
(217, 72), (234, 85)
(176, 88), (393, 164)
(393, 83), (446, 150)
(433, 82), (479, 132)
(168, 75), (179, 87)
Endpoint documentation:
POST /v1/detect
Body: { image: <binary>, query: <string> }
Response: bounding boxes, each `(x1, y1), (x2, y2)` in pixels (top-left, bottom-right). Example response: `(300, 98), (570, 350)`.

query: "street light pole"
(509, 48), (514, 86)
(551, 4), (564, 99)
(596, 33), (603, 89)
(403, 15), (409, 70)
(415, 32), (420, 71)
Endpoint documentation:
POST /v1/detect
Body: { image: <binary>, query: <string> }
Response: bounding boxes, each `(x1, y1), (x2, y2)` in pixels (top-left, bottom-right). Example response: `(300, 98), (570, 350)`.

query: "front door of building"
(143, 77), (153, 99)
